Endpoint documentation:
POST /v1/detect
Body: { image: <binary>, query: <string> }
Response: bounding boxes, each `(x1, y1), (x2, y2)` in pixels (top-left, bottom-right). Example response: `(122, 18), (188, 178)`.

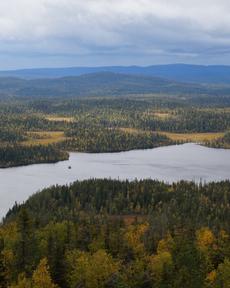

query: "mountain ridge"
(0, 71), (224, 99)
(1, 64), (230, 84)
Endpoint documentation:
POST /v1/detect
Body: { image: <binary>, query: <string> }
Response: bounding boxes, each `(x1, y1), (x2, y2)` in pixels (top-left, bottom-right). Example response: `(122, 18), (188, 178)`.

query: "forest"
(0, 83), (229, 287)
(1, 95), (230, 167)
(0, 179), (229, 287)
(1, 72), (230, 98)
(206, 131), (230, 149)
(1, 2), (230, 287)
(0, 144), (68, 168)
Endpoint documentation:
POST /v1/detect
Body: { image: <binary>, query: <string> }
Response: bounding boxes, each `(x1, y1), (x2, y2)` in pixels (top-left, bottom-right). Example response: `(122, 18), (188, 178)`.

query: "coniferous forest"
(1, 0), (230, 286)
(0, 90), (229, 288)
(0, 179), (229, 288)
(1, 95), (230, 167)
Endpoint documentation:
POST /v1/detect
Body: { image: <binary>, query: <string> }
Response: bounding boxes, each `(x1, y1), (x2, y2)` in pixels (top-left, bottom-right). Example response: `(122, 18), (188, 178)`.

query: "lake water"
(0, 143), (230, 218)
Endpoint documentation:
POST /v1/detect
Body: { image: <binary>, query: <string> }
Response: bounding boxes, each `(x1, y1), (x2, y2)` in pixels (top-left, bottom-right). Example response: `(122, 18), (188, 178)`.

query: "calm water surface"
(0, 143), (230, 218)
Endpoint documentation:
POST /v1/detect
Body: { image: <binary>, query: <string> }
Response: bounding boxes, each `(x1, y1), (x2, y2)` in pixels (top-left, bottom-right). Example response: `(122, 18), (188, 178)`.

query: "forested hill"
(1, 179), (230, 287)
(1, 72), (230, 98)
(2, 64), (230, 84)
(5, 179), (230, 232)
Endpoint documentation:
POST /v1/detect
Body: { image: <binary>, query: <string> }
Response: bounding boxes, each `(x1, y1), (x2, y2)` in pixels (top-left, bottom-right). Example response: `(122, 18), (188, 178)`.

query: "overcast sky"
(0, 0), (230, 69)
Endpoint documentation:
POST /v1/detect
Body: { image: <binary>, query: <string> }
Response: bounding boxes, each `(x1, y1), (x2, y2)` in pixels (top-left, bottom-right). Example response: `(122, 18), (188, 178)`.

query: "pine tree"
(15, 208), (34, 276)
(32, 258), (57, 288)
(171, 234), (206, 288)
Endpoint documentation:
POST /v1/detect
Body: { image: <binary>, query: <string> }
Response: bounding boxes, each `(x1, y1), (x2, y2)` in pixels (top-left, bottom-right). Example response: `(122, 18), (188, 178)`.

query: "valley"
(1, 0), (230, 286)
(0, 69), (229, 288)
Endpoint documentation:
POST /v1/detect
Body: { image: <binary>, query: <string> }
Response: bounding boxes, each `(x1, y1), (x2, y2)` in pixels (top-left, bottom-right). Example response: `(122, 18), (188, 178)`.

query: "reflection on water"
(0, 143), (230, 218)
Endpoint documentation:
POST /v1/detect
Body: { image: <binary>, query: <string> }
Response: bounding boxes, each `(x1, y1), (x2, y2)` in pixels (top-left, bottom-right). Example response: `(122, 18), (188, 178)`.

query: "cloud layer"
(0, 0), (230, 68)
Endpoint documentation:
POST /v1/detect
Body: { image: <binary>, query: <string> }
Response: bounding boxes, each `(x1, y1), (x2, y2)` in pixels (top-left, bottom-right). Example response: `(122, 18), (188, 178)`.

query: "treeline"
(1, 179), (230, 287)
(0, 127), (25, 143)
(62, 126), (173, 152)
(138, 109), (230, 132)
(6, 179), (230, 232)
(0, 144), (68, 168)
(206, 131), (230, 149)
(0, 113), (67, 132)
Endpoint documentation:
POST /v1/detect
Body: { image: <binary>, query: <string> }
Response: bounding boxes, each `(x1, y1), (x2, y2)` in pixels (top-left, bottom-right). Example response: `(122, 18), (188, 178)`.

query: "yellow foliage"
(157, 233), (174, 254)
(217, 259), (230, 288)
(66, 249), (120, 288)
(154, 112), (171, 120)
(23, 131), (66, 146)
(148, 251), (172, 283)
(45, 115), (75, 123)
(0, 223), (18, 283)
(159, 131), (224, 142)
(118, 128), (224, 143)
(219, 230), (229, 241)
(10, 273), (31, 288)
(32, 258), (58, 288)
(2, 248), (14, 281)
(0, 222), (19, 248)
(124, 223), (149, 256)
(206, 270), (217, 283)
(196, 227), (215, 251)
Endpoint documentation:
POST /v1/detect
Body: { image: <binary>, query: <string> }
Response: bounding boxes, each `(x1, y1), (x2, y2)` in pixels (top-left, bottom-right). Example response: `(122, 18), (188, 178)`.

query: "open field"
(23, 131), (66, 146)
(153, 112), (171, 119)
(118, 128), (224, 143)
(45, 115), (75, 122)
(160, 131), (225, 142)
(118, 127), (142, 134)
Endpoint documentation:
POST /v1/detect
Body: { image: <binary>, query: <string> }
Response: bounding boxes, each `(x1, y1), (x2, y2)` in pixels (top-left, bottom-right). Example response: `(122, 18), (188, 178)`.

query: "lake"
(0, 143), (230, 218)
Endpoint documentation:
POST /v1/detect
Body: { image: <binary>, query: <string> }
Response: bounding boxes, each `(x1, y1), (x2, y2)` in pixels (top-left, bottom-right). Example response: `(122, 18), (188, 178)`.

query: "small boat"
(68, 166), (72, 169)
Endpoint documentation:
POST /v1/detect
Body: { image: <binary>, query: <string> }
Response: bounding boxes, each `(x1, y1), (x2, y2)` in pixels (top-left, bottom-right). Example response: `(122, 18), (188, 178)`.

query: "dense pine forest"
(0, 179), (229, 287)
(62, 126), (172, 153)
(0, 144), (68, 168)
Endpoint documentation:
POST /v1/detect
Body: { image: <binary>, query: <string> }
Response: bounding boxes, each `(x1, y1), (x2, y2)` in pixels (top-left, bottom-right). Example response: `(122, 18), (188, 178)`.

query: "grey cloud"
(0, 0), (230, 68)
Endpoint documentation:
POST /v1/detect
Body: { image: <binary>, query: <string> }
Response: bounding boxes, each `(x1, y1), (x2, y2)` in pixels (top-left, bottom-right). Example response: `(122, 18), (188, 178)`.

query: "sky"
(0, 0), (230, 69)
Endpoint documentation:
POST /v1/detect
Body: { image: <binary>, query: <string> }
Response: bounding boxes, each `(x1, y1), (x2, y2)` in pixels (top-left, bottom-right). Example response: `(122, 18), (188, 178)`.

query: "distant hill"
(0, 72), (228, 99)
(1, 64), (230, 84)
